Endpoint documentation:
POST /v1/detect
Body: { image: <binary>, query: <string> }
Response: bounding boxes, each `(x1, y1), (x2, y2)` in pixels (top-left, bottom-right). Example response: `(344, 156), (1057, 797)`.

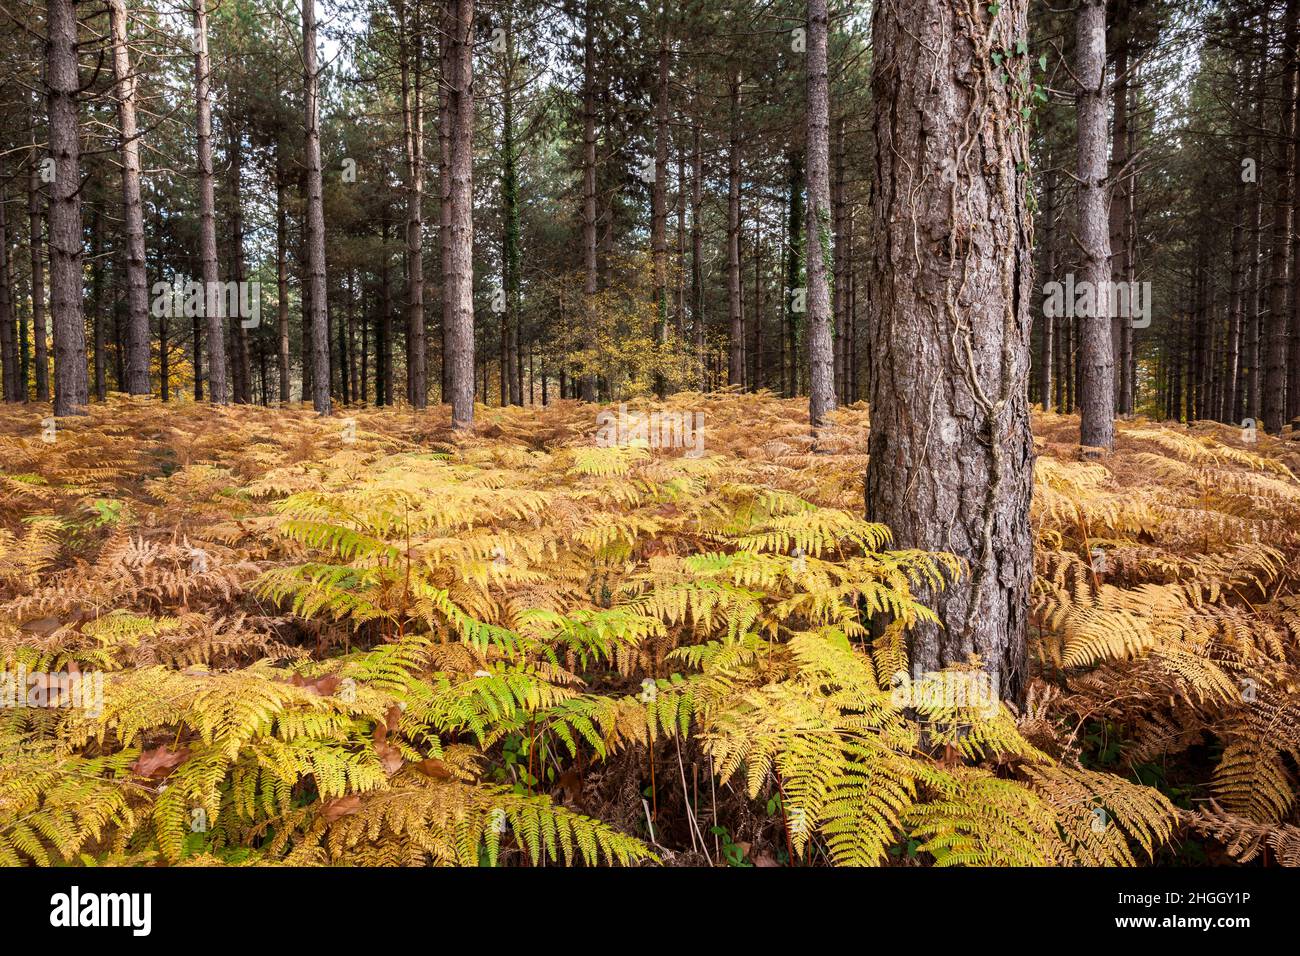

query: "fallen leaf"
(289, 672), (341, 696)
(321, 795), (362, 822)
(414, 758), (454, 780)
(130, 746), (190, 780)
(374, 741), (404, 775)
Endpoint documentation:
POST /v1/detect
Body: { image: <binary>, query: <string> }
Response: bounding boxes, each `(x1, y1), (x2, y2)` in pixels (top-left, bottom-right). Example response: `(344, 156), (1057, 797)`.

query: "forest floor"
(1, 393), (1299, 866)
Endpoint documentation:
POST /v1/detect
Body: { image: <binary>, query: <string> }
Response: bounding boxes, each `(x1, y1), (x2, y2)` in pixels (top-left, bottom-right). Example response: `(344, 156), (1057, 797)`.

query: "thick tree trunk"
(1266, 0), (1297, 434)
(805, 0), (836, 426)
(444, 0), (475, 428)
(303, 0), (331, 415)
(47, 0), (88, 416)
(865, 0), (1034, 702)
(109, 0), (150, 395)
(1076, 0), (1114, 450)
(194, 2), (227, 404)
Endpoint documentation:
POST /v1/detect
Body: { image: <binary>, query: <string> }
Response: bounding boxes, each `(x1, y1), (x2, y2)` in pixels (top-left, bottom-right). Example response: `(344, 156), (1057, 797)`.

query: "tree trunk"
(227, 122), (252, 404)
(90, 211), (106, 402)
(444, 0), (475, 428)
(1226, 134), (1246, 424)
(726, 73), (743, 387)
(399, 0), (426, 408)
(194, 1), (227, 404)
(303, 0), (331, 415)
(805, 0), (836, 426)
(652, 6), (670, 396)
(47, 0), (88, 416)
(1076, 0), (1114, 450)
(109, 0), (150, 395)
(1108, 0), (1129, 416)
(1291, 10), (1300, 425)
(501, 13), (523, 406)
(0, 177), (17, 403)
(275, 159), (290, 402)
(865, 0), (1034, 702)
(784, 151), (803, 397)
(29, 133), (48, 404)
(832, 116), (847, 404)
(580, 1), (598, 402)
(752, 205), (763, 390)
(691, 118), (705, 392)
(1266, 0), (1297, 433)
(1244, 29), (1267, 424)
(1039, 164), (1056, 411)
(381, 216), (395, 405)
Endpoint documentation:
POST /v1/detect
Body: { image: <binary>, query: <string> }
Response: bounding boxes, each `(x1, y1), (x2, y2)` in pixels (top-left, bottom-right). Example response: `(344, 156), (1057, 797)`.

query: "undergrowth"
(0, 393), (1297, 866)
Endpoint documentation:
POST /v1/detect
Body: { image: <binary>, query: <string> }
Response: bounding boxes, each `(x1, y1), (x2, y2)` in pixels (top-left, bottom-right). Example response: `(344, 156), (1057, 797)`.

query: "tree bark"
(784, 151), (803, 397)
(47, 0), (88, 416)
(691, 118), (705, 391)
(1108, 0), (1129, 416)
(865, 0), (1034, 702)
(726, 73), (743, 387)
(0, 177), (17, 403)
(1244, 27), (1267, 424)
(805, 0), (836, 426)
(398, 0), (426, 408)
(275, 156), (290, 402)
(381, 215), (395, 405)
(227, 122), (251, 404)
(90, 210), (105, 401)
(444, 0), (475, 428)
(580, 0), (598, 402)
(652, 5), (670, 395)
(1076, 0), (1114, 450)
(1266, 0), (1297, 433)
(1039, 164), (1056, 411)
(29, 132), (48, 404)
(832, 116), (847, 404)
(500, 12), (523, 406)
(1226, 135), (1246, 424)
(194, 1), (226, 404)
(303, 0), (331, 414)
(109, 0), (150, 395)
